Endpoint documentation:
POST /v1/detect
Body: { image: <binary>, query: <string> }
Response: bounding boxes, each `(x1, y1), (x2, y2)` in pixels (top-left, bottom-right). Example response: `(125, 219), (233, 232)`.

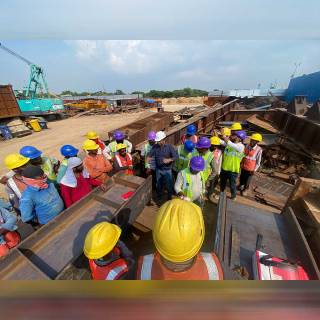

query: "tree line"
(60, 88), (208, 98)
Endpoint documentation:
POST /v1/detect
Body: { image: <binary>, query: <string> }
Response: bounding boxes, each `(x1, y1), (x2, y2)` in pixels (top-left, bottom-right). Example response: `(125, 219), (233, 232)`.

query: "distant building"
(286, 71), (320, 104)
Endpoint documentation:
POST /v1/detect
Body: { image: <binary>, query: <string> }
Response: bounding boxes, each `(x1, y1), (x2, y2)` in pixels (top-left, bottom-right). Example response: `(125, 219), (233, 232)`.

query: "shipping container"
(0, 85), (22, 119)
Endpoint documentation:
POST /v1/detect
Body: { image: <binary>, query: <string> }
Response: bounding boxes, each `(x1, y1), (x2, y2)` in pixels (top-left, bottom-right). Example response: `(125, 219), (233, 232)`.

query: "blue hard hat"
(20, 146), (42, 160)
(190, 156), (205, 172)
(184, 140), (195, 153)
(60, 145), (79, 157)
(196, 137), (211, 149)
(186, 124), (197, 135)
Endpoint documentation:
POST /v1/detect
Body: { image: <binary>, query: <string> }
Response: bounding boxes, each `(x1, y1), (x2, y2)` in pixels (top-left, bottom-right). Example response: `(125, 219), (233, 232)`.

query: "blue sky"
(0, 1), (319, 93)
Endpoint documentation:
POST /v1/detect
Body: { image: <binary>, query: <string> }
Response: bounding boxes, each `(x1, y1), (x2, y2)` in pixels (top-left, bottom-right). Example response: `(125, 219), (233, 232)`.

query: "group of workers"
(0, 130), (133, 257)
(0, 121), (263, 280)
(83, 122), (263, 280)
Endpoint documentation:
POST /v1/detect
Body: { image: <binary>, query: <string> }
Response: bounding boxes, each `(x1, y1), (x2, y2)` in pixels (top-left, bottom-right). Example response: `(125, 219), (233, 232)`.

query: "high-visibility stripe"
(115, 154), (122, 167)
(140, 254), (154, 280)
(7, 178), (22, 199)
(105, 265), (128, 280)
(200, 253), (220, 280)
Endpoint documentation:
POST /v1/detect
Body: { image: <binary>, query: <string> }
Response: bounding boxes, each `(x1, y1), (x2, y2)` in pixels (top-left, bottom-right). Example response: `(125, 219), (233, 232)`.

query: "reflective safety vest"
(143, 143), (153, 169)
(222, 145), (244, 174)
(174, 145), (198, 172)
(41, 156), (57, 182)
(182, 168), (205, 201)
(114, 153), (133, 175)
(89, 248), (129, 280)
(242, 145), (262, 172)
(56, 159), (68, 184)
(136, 252), (224, 280)
(108, 140), (131, 157)
(201, 151), (213, 181)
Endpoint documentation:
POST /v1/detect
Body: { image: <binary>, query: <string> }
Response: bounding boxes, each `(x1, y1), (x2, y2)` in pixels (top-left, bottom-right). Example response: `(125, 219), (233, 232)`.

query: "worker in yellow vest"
(105, 131), (132, 160)
(136, 199), (224, 280)
(173, 140), (198, 173)
(20, 146), (59, 185)
(239, 133), (263, 196)
(196, 137), (214, 192)
(174, 156), (206, 207)
(220, 131), (245, 200)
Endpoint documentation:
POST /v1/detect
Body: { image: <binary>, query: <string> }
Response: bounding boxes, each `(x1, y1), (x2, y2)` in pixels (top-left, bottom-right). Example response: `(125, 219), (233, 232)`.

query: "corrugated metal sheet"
(209, 88), (286, 98)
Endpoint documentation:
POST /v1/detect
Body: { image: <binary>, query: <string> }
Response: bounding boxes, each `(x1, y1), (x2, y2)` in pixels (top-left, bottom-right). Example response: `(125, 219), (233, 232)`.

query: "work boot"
(230, 195), (237, 201)
(241, 190), (248, 197)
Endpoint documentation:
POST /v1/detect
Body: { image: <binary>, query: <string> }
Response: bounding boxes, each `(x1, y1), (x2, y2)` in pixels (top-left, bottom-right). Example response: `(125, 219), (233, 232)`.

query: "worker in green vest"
(173, 140), (198, 173)
(220, 131), (245, 200)
(105, 131), (132, 160)
(196, 137), (214, 183)
(174, 156), (206, 207)
(141, 131), (156, 174)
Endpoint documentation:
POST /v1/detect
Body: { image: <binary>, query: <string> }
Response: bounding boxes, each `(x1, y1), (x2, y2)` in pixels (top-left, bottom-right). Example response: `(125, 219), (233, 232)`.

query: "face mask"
(22, 176), (48, 189)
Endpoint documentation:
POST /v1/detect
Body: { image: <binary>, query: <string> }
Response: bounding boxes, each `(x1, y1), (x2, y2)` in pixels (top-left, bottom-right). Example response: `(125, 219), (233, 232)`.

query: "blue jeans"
(155, 169), (174, 200)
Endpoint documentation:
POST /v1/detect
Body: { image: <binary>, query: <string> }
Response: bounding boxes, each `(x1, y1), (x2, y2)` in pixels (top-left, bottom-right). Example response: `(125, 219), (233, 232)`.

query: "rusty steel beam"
(136, 100), (238, 150)
(263, 109), (320, 158)
(0, 173), (152, 280)
(107, 112), (174, 146)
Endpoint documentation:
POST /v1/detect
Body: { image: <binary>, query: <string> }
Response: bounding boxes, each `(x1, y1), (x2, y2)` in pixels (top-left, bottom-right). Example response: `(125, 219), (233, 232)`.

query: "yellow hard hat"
(83, 139), (99, 151)
(153, 199), (205, 263)
(231, 122), (242, 131)
(4, 153), (30, 170)
(210, 136), (221, 146)
(86, 131), (99, 140)
(251, 133), (263, 142)
(83, 222), (122, 260)
(221, 127), (231, 137)
(116, 143), (127, 151)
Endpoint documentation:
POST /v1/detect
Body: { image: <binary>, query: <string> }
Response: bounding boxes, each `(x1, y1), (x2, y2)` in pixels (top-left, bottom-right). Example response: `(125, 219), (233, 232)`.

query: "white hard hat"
(155, 131), (166, 142)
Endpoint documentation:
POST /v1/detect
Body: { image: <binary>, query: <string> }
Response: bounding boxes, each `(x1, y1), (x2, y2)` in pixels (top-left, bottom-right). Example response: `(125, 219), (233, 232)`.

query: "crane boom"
(0, 42), (34, 66)
(0, 42), (49, 98)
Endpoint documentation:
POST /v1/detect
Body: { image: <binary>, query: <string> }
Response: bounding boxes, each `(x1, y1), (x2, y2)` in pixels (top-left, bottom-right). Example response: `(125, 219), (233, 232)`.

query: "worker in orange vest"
(239, 133), (263, 196)
(136, 199), (224, 280)
(113, 143), (134, 175)
(83, 222), (134, 280)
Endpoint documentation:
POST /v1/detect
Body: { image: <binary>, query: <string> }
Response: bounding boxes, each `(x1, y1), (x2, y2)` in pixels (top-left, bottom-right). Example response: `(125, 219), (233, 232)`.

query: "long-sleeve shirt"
(83, 154), (113, 183)
(60, 175), (101, 208)
(19, 183), (64, 225)
(220, 139), (245, 153)
(174, 171), (202, 201)
(148, 144), (178, 170)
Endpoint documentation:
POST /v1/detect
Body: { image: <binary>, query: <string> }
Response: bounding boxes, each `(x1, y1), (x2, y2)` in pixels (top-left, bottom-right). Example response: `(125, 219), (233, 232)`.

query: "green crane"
(0, 42), (49, 99)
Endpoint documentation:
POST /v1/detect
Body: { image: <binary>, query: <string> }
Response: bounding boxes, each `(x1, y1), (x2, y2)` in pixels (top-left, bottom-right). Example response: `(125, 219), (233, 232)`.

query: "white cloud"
(69, 40), (183, 74)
